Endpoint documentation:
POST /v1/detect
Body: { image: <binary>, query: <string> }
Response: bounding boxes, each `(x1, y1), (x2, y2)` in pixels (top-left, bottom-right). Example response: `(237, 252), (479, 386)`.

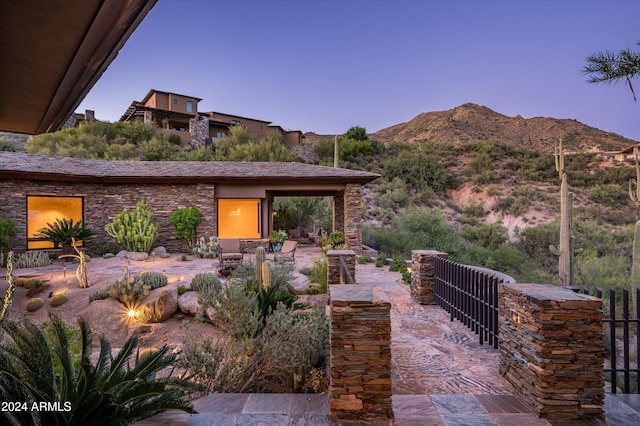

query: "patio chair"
(268, 240), (297, 262)
(218, 238), (243, 266)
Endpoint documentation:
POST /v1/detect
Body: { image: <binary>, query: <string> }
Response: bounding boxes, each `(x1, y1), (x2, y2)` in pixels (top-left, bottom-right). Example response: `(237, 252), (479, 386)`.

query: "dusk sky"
(77, 0), (640, 141)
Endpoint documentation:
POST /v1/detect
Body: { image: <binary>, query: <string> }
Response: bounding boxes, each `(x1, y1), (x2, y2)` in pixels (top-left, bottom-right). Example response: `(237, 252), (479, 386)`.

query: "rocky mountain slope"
(306, 103), (636, 153)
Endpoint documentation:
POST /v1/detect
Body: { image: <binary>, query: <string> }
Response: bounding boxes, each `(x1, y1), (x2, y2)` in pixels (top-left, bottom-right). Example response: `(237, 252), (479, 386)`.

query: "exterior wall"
(145, 92), (198, 115)
(344, 184), (362, 253)
(499, 283), (604, 421)
(329, 285), (393, 421)
(207, 112), (271, 137)
(283, 131), (303, 146)
(189, 116), (210, 147)
(411, 250), (448, 305)
(0, 179), (216, 253)
(333, 192), (344, 235)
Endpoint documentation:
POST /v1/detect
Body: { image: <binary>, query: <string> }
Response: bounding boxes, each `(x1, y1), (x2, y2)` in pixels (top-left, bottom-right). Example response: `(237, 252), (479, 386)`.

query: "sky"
(77, 0), (640, 141)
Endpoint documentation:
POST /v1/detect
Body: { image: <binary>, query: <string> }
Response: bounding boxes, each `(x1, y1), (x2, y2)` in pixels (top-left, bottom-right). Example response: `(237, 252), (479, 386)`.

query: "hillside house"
(598, 144), (640, 162)
(0, 152), (378, 254)
(119, 89), (305, 148)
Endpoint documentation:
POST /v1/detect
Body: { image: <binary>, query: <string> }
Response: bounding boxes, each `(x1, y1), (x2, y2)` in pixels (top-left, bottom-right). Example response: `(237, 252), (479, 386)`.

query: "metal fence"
(433, 257), (509, 349)
(568, 286), (639, 394)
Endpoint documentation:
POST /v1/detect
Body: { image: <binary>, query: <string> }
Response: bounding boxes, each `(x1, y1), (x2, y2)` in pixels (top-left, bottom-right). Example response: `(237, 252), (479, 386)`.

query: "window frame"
(26, 195), (86, 249)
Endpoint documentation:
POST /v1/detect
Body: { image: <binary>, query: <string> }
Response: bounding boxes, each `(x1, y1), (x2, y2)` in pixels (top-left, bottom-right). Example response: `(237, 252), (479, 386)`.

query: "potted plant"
(34, 218), (95, 254)
(269, 230), (287, 253)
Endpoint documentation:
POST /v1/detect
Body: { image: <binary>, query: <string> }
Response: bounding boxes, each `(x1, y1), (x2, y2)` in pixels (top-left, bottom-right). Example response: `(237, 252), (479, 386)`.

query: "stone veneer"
(344, 184), (362, 254)
(411, 250), (448, 305)
(329, 285), (393, 421)
(0, 180), (216, 253)
(189, 116), (210, 147)
(498, 283), (604, 421)
(327, 250), (356, 285)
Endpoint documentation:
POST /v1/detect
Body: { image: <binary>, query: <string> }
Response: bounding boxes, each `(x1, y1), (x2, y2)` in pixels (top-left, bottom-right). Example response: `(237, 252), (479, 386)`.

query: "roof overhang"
(0, 0), (157, 135)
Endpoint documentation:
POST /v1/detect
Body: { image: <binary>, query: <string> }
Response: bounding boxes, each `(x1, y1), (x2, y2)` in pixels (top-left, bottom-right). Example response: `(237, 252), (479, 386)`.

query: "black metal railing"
(434, 257), (513, 349)
(567, 286), (639, 394)
(339, 255), (355, 284)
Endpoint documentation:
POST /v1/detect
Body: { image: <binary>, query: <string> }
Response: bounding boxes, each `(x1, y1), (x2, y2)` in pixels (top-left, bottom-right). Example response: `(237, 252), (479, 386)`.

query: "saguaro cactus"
(629, 154), (640, 299)
(255, 246), (267, 288)
(550, 135), (575, 287)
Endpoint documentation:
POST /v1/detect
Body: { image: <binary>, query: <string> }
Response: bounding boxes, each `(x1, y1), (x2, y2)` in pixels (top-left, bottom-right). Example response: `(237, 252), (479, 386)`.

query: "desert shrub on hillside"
(462, 222), (508, 250)
(383, 148), (449, 193)
(588, 184), (629, 208)
(140, 135), (177, 161)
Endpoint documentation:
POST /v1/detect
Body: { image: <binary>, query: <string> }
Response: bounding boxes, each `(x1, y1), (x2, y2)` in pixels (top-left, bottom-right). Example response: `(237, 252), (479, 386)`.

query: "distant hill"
(305, 103), (636, 153)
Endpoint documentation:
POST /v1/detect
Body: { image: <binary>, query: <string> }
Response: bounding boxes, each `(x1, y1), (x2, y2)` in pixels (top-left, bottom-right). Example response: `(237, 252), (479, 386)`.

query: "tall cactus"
(261, 261), (272, 289)
(255, 246), (267, 288)
(550, 135), (575, 287)
(105, 200), (159, 253)
(629, 154), (640, 301)
(1, 251), (15, 323)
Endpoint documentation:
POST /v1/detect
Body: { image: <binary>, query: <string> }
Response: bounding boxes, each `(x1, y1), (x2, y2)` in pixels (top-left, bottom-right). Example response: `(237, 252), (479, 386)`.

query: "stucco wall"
(0, 179), (216, 253)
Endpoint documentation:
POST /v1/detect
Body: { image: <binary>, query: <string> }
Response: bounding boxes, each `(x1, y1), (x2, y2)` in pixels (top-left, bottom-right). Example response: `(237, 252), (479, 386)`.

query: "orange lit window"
(218, 199), (260, 239)
(27, 196), (84, 249)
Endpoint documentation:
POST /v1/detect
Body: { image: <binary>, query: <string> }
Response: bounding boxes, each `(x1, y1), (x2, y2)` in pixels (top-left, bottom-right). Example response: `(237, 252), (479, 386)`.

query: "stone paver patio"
(137, 247), (640, 425)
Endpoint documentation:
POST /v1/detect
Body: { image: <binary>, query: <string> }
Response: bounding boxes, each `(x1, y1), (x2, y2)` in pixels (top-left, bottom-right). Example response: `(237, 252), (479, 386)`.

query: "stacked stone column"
(329, 285), (393, 421)
(327, 250), (356, 285)
(411, 250), (448, 305)
(499, 283), (604, 421)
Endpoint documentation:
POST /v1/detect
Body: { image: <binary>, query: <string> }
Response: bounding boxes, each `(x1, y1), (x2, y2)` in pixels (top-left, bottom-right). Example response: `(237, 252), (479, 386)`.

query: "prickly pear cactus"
(105, 200), (159, 253)
(108, 267), (150, 305)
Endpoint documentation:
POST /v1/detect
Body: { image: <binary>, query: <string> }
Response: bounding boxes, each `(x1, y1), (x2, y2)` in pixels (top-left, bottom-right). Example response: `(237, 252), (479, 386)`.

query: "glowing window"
(218, 199), (260, 239)
(27, 196), (84, 249)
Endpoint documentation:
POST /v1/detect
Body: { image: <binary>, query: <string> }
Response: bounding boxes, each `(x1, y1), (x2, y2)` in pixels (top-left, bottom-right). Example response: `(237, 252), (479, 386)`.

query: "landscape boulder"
(139, 286), (178, 322)
(127, 252), (149, 262)
(177, 291), (201, 316)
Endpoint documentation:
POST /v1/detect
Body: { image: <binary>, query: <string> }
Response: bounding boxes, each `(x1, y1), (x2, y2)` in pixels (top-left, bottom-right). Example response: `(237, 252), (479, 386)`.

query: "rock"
(287, 274), (310, 295)
(127, 252), (149, 261)
(151, 246), (167, 256)
(140, 286), (178, 322)
(177, 291), (201, 316)
(79, 299), (131, 345)
(116, 250), (128, 258)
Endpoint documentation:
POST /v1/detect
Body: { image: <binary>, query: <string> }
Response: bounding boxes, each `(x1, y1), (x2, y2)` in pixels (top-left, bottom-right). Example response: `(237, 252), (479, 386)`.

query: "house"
(120, 89), (305, 147)
(598, 144), (640, 162)
(0, 152), (379, 254)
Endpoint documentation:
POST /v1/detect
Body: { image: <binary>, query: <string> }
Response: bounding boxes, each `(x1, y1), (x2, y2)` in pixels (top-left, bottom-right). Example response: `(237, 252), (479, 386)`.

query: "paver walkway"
(138, 247), (640, 425)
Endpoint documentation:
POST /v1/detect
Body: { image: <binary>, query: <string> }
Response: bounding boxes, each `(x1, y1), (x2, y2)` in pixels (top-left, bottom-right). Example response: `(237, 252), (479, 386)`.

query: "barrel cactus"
(25, 297), (44, 312)
(50, 294), (68, 307)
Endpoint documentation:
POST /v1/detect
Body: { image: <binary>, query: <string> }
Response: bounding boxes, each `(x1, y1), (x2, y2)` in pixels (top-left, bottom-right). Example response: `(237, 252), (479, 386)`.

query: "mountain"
(365, 103), (635, 153)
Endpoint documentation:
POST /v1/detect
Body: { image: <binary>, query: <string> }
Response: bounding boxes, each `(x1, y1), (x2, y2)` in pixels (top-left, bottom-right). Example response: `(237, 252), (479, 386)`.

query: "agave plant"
(0, 314), (202, 426)
(34, 218), (95, 250)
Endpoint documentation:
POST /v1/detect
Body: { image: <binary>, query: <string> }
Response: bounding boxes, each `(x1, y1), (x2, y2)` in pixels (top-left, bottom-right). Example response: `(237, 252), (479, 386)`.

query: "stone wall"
(327, 250), (356, 285)
(332, 192), (344, 235)
(329, 285), (393, 421)
(344, 184), (362, 254)
(0, 179), (216, 253)
(499, 283), (604, 421)
(189, 116), (210, 147)
(411, 250), (448, 305)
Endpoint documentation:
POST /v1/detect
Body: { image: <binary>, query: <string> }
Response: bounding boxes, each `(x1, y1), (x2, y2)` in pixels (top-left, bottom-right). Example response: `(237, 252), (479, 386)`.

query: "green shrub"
(462, 222), (508, 250)
(190, 272), (222, 294)
(357, 254), (369, 264)
(169, 206), (201, 251)
(389, 257), (408, 273)
(298, 257), (328, 294)
(140, 135), (176, 161)
(0, 218), (16, 264)
(588, 184), (629, 208)
(178, 285), (187, 295)
(464, 201), (486, 218)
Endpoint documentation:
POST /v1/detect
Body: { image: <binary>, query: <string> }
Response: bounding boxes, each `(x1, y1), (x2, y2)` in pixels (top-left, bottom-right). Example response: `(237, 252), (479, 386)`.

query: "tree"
(583, 41), (640, 101)
(344, 126), (368, 141)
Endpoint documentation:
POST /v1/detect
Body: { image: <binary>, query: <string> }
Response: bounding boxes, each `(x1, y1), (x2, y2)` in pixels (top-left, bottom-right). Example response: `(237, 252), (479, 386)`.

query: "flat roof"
(0, 152), (380, 185)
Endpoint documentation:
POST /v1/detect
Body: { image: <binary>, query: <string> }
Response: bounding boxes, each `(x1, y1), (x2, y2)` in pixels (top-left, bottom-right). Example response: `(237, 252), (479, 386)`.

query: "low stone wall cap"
(502, 283), (601, 302)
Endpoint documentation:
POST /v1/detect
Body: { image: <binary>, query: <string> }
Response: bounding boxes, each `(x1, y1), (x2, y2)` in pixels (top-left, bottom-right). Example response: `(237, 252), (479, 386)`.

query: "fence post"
(411, 250), (448, 304)
(498, 283), (604, 421)
(327, 249), (356, 285)
(329, 285), (393, 421)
